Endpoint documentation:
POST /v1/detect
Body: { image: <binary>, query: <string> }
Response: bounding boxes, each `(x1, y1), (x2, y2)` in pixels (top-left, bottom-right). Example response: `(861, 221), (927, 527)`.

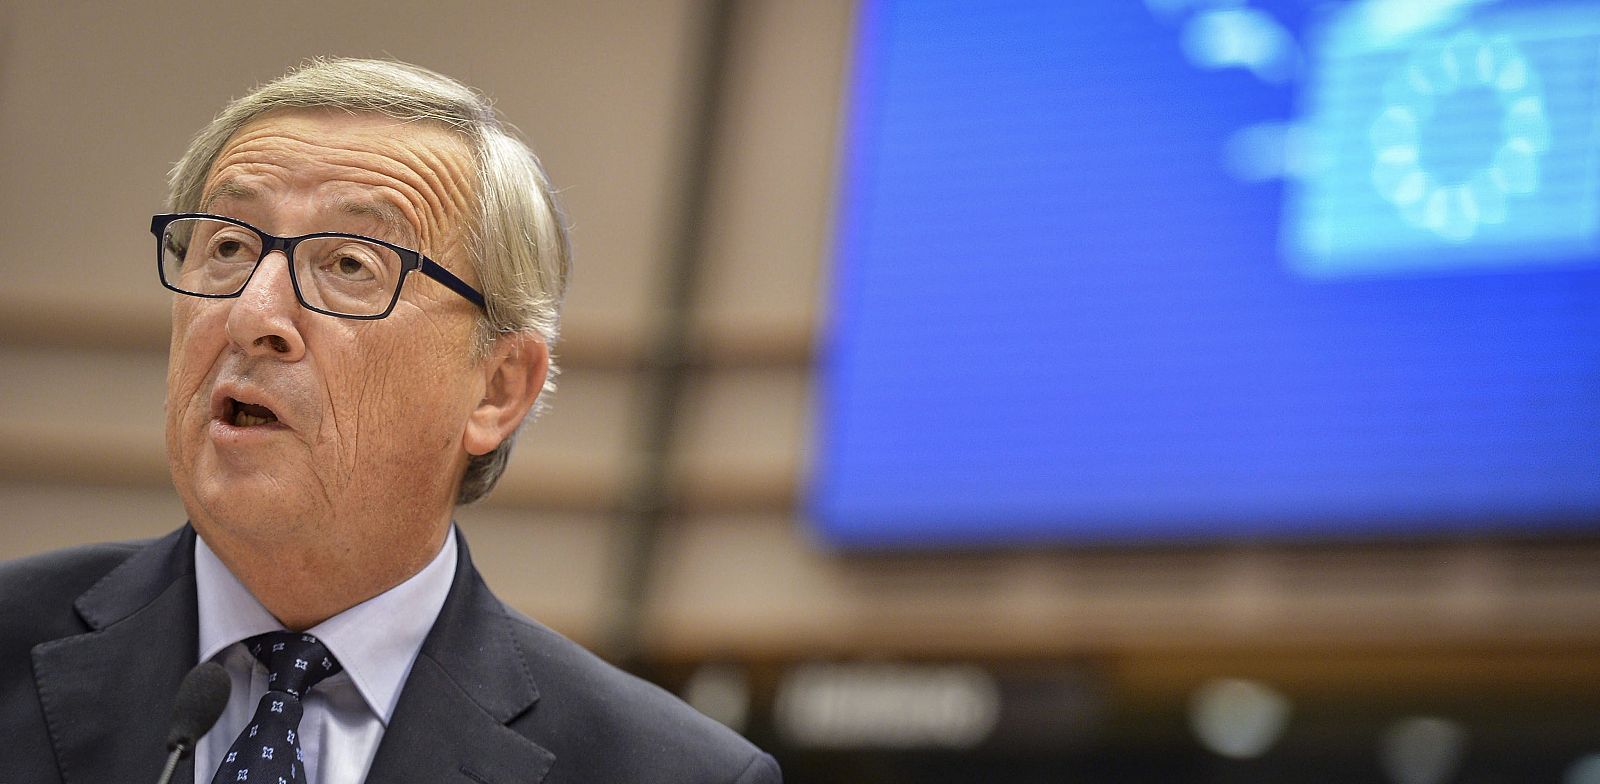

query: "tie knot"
(245, 631), (343, 698)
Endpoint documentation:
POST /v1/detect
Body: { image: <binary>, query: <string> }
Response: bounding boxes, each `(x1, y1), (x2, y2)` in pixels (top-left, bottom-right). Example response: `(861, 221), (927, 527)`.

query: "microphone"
(156, 661), (231, 784)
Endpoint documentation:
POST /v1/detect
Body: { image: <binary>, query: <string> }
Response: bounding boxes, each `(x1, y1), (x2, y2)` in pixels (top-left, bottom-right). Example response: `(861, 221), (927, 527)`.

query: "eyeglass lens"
(160, 217), (405, 317)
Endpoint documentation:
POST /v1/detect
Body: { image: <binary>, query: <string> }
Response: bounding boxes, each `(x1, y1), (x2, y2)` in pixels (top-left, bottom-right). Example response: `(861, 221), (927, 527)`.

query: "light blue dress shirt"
(192, 528), (458, 784)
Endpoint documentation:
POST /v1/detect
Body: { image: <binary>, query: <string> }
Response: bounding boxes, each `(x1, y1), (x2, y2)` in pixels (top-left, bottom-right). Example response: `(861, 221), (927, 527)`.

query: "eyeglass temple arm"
(418, 257), (487, 312)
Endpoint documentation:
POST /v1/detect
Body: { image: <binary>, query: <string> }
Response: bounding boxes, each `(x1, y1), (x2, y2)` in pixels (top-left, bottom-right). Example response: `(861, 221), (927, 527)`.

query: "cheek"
(357, 345), (473, 441)
(322, 343), (410, 436)
(167, 305), (223, 419)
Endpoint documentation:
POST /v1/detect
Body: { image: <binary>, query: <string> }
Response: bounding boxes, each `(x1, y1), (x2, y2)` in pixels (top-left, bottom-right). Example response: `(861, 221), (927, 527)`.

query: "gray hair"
(166, 57), (570, 504)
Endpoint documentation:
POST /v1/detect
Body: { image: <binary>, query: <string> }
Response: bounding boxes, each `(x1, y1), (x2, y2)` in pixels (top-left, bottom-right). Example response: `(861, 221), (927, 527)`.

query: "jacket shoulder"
(502, 606), (779, 783)
(0, 540), (149, 645)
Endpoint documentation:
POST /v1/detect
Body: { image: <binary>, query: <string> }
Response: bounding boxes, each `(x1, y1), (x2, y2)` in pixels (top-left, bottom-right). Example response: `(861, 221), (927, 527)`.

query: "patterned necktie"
(211, 631), (343, 784)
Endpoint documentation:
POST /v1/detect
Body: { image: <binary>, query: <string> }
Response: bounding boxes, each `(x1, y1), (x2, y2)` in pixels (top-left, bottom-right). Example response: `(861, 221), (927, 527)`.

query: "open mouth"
(227, 398), (280, 427)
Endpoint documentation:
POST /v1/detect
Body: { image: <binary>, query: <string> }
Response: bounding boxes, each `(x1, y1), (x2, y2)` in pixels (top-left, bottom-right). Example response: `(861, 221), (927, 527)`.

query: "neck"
(196, 516), (451, 631)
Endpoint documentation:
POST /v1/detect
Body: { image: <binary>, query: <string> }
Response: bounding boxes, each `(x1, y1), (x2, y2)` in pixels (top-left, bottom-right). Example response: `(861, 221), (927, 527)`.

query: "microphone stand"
(154, 740), (193, 784)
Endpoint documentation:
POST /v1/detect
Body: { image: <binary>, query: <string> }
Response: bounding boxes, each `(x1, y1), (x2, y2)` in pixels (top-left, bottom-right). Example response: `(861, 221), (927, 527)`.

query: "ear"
(463, 332), (549, 456)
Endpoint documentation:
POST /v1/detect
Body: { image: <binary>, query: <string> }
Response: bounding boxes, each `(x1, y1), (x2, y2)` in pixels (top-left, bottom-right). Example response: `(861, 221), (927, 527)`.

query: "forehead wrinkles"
(205, 121), (479, 254)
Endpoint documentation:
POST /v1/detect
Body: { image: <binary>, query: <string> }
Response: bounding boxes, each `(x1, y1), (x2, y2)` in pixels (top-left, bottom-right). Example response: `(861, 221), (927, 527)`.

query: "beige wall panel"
(486, 368), (638, 510)
(692, 0), (853, 356)
(0, 0), (697, 353)
(0, 481), (186, 561)
(0, 346), (168, 431)
(453, 506), (618, 646)
(672, 367), (812, 509)
(644, 514), (1600, 659)
(0, 345), (171, 486)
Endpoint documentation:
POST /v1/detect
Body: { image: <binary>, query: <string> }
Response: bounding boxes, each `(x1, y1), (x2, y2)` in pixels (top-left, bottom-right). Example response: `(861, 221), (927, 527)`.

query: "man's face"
(165, 109), (485, 565)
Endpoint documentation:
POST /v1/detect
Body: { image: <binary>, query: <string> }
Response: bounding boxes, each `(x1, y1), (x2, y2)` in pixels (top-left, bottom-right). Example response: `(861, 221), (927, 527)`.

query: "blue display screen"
(810, 0), (1600, 548)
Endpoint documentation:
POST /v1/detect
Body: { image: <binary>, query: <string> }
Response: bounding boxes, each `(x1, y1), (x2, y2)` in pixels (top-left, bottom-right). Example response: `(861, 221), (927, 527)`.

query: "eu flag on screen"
(810, 0), (1600, 548)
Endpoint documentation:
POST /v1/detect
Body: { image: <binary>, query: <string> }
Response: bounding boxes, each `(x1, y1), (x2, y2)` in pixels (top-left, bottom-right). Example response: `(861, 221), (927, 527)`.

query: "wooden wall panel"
(453, 506), (618, 646)
(644, 514), (1600, 662)
(0, 0), (701, 358)
(0, 346), (170, 487)
(0, 481), (186, 561)
(672, 367), (812, 510)
(474, 368), (639, 511)
(692, 0), (854, 353)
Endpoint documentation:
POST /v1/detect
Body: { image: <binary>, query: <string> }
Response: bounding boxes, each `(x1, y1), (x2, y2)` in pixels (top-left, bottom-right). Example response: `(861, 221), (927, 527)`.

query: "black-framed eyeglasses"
(151, 213), (486, 319)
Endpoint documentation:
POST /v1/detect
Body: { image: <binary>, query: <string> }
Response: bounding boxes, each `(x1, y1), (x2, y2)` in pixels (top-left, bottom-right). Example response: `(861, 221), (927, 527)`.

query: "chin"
(188, 467), (318, 538)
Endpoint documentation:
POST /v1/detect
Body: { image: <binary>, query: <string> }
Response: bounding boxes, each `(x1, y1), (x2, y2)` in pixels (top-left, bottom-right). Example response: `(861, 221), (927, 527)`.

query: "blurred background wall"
(3, 1), (1599, 781)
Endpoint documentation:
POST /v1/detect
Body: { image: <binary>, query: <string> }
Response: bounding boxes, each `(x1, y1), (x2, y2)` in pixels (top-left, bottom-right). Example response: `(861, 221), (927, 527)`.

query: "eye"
(324, 247), (378, 281)
(206, 229), (259, 263)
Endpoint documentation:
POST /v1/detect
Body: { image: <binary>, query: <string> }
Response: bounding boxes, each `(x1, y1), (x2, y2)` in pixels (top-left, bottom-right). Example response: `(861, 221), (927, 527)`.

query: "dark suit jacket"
(0, 526), (780, 784)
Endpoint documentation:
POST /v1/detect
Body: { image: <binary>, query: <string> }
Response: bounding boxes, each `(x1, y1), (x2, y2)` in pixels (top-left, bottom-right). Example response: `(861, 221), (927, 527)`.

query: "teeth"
(233, 411), (273, 427)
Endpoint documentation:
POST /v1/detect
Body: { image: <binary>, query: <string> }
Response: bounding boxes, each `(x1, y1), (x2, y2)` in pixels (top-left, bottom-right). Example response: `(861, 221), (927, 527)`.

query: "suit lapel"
(31, 527), (199, 784)
(30, 526), (553, 784)
(365, 533), (554, 784)
(365, 655), (553, 784)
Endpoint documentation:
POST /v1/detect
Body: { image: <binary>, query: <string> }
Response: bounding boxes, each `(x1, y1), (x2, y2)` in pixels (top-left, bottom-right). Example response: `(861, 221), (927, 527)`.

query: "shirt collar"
(194, 527), (458, 725)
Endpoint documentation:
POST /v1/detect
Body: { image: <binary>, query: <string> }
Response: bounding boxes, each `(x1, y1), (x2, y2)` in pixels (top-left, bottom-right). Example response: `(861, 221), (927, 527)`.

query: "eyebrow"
(333, 199), (418, 249)
(201, 178), (259, 212)
(201, 178), (420, 249)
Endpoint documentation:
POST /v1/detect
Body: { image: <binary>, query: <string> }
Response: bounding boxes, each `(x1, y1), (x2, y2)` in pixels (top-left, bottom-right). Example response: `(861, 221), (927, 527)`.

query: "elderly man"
(0, 58), (779, 784)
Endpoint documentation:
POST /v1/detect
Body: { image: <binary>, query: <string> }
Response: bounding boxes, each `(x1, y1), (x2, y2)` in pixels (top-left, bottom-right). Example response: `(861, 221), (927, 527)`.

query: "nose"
(224, 250), (307, 360)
